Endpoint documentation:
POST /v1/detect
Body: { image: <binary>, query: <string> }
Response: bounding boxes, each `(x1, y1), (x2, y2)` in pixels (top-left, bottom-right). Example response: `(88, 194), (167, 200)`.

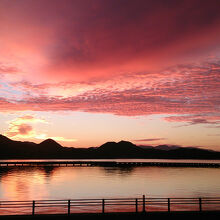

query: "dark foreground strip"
(0, 211), (220, 220)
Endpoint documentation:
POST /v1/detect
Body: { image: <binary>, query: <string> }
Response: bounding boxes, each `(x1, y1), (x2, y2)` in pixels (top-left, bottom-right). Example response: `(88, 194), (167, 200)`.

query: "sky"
(0, 0), (220, 150)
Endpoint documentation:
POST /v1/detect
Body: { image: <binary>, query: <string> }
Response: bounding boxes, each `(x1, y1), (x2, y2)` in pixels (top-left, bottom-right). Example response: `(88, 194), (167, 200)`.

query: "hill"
(96, 141), (146, 158)
(0, 134), (220, 159)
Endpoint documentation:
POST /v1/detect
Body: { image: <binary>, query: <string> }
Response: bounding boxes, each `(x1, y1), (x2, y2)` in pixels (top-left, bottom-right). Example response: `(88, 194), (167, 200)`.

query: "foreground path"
(0, 211), (220, 220)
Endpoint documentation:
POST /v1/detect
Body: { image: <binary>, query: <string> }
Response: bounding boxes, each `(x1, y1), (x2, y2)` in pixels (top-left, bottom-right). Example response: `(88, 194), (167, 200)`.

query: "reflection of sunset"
(0, 168), (49, 200)
(0, 166), (220, 201)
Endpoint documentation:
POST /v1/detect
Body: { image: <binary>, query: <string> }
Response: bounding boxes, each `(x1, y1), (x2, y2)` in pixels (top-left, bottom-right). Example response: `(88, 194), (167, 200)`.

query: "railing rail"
(0, 196), (220, 215)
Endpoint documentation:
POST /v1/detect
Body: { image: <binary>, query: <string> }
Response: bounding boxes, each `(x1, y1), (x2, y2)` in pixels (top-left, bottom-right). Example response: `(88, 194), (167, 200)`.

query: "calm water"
(0, 164), (220, 201)
(0, 160), (220, 214)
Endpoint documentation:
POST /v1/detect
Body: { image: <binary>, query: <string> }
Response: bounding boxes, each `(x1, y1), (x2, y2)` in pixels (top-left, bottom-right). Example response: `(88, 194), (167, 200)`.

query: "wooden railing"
(0, 196), (220, 215)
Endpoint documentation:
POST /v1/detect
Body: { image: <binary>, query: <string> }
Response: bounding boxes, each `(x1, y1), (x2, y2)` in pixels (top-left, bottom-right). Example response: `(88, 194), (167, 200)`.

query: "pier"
(0, 161), (219, 168)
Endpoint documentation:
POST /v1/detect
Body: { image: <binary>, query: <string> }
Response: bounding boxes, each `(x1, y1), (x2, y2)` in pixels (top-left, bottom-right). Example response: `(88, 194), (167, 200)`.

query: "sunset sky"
(0, 0), (220, 150)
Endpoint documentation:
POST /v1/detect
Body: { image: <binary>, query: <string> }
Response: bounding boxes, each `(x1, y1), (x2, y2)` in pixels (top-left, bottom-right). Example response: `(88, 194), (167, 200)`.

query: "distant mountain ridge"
(139, 145), (181, 150)
(0, 134), (220, 159)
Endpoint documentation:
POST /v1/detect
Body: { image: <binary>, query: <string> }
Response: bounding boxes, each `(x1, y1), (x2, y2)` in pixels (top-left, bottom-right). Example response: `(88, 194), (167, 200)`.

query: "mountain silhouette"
(96, 141), (145, 158)
(39, 138), (61, 146)
(0, 134), (12, 143)
(0, 134), (220, 159)
(38, 139), (63, 150)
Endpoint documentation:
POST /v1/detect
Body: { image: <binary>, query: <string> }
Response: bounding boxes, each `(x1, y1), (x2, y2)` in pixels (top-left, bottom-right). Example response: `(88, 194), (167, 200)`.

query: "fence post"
(102, 199), (105, 213)
(142, 195), (145, 212)
(32, 201), (35, 215)
(135, 199), (138, 213)
(68, 200), (71, 215)
(168, 198), (170, 212)
(199, 198), (202, 212)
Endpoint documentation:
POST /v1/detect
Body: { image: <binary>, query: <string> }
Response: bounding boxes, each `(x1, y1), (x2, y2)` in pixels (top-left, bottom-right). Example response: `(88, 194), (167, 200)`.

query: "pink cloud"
(17, 124), (32, 135)
(0, 1), (220, 82)
(0, 63), (19, 74)
(0, 60), (219, 122)
(0, 0), (220, 130)
(5, 115), (36, 138)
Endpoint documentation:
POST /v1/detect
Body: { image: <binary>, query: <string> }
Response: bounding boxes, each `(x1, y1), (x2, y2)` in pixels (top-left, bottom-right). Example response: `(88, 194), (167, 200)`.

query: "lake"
(0, 159), (220, 214)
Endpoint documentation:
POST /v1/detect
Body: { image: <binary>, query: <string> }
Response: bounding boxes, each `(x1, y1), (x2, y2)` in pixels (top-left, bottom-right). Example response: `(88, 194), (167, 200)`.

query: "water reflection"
(0, 166), (219, 201)
(0, 167), (58, 200)
(102, 167), (134, 176)
(0, 166), (57, 178)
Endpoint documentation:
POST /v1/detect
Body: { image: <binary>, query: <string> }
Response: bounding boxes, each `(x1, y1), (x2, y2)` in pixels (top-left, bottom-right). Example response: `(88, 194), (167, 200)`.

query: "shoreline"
(0, 160), (220, 168)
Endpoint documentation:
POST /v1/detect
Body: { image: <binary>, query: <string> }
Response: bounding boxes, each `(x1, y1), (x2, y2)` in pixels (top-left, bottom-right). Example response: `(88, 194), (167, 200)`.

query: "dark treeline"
(0, 134), (220, 159)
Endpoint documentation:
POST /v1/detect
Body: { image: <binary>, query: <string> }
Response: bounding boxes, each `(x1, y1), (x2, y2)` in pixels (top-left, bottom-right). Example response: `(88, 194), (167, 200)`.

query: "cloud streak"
(164, 113), (220, 126)
(133, 138), (167, 142)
